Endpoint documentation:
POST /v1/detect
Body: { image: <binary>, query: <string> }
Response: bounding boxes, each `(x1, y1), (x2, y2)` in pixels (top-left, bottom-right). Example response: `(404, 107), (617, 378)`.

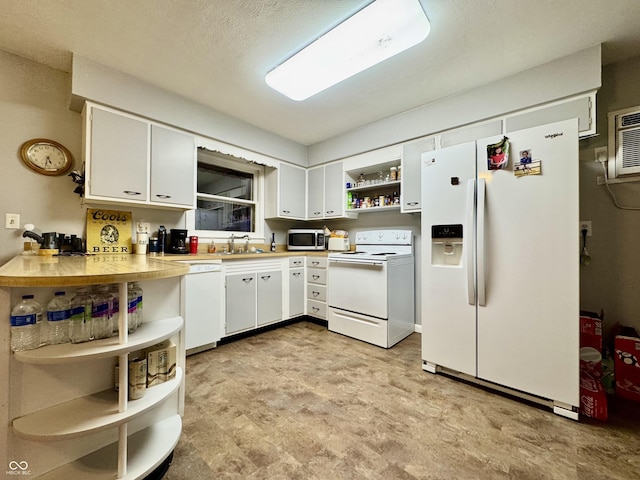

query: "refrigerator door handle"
(477, 178), (486, 306)
(466, 179), (476, 305)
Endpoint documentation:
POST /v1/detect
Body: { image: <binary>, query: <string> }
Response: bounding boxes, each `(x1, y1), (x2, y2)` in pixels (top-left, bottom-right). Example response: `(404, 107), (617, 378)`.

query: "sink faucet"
(229, 234), (236, 254)
(241, 235), (250, 253)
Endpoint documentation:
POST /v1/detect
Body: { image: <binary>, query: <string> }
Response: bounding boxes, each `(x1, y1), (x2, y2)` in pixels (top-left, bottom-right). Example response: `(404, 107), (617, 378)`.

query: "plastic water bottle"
(10, 295), (43, 351)
(110, 284), (120, 334)
(69, 288), (93, 343)
(130, 282), (143, 329)
(92, 286), (114, 340)
(126, 284), (138, 334)
(46, 291), (71, 345)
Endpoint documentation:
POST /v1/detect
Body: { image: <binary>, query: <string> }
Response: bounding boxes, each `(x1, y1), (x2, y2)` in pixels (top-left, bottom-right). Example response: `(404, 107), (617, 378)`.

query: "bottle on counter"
(69, 287), (93, 343)
(46, 291), (71, 345)
(157, 226), (167, 255)
(92, 286), (114, 340)
(10, 294), (43, 352)
(271, 233), (277, 252)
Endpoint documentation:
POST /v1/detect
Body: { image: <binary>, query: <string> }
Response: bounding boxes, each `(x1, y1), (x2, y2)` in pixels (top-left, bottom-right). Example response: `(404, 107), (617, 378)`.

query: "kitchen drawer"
(307, 299), (327, 319)
(307, 267), (326, 285)
(289, 257), (305, 268)
(307, 257), (327, 269)
(328, 308), (387, 348)
(307, 284), (326, 302)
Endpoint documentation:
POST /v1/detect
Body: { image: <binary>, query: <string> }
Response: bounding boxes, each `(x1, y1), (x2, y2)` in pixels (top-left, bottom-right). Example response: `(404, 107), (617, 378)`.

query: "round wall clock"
(20, 138), (74, 176)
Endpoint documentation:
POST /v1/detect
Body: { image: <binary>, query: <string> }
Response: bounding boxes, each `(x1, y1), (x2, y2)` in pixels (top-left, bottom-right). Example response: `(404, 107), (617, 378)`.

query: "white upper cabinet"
(323, 162), (345, 218)
(265, 162), (307, 220)
(83, 103), (196, 210)
(87, 106), (149, 202)
(150, 125), (196, 207)
(307, 166), (324, 219)
(306, 162), (353, 220)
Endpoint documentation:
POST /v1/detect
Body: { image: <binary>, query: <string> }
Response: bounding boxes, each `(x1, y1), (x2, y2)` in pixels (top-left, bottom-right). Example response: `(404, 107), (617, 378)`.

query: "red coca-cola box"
(614, 327), (640, 402)
(579, 311), (607, 420)
(580, 371), (608, 421)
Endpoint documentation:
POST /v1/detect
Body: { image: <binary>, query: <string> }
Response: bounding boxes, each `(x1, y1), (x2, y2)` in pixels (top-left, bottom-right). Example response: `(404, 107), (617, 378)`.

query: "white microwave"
(287, 229), (325, 251)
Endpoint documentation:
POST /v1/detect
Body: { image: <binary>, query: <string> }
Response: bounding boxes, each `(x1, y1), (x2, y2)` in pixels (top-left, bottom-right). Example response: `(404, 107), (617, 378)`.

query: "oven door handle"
(328, 258), (384, 266)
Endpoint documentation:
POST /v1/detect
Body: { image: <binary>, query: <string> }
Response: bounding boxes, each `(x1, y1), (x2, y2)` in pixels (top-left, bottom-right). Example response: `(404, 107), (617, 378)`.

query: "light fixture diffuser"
(265, 0), (430, 101)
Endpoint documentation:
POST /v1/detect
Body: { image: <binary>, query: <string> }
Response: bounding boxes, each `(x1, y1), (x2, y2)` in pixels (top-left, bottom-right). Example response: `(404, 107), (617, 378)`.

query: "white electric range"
(327, 230), (415, 348)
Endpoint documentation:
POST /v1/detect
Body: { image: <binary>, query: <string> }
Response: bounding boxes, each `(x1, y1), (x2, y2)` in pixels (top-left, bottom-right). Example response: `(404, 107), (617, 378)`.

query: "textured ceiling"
(2, 0), (640, 145)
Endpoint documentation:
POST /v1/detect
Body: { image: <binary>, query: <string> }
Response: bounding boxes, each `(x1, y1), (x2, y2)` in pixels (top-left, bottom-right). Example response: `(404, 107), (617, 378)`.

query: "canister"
(129, 357), (147, 400)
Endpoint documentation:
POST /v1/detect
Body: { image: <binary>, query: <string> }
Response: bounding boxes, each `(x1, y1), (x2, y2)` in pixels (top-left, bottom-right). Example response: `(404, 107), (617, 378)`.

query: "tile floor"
(165, 321), (640, 479)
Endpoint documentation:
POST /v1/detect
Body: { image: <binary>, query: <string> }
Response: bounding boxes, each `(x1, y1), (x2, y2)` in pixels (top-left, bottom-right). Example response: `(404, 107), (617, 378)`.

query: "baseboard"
(414, 323), (422, 334)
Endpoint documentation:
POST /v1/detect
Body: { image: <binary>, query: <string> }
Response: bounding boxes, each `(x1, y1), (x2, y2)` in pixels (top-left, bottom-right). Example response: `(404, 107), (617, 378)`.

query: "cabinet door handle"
(293, 272), (301, 277)
(406, 202), (419, 206)
(312, 275), (320, 280)
(326, 210), (334, 214)
(282, 210), (290, 214)
(261, 275), (271, 280)
(124, 190), (142, 196)
(155, 194), (172, 199)
(242, 277), (253, 283)
(313, 211), (321, 215)
(312, 291), (320, 297)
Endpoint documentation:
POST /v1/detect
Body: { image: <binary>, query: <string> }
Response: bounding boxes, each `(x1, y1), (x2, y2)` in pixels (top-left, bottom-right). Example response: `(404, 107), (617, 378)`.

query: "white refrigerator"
(420, 119), (579, 418)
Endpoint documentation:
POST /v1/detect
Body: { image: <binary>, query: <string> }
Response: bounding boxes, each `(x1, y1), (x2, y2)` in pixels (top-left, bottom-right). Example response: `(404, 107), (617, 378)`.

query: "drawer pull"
(312, 275), (320, 280)
(293, 272), (301, 277)
(312, 306), (320, 312)
(293, 261), (302, 266)
(312, 291), (320, 297)
(311, 261), (320, 266)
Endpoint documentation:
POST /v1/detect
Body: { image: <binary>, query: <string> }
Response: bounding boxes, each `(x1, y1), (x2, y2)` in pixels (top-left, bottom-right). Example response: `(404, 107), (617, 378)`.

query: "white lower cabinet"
(224, 260), (283, 336)
(225, 272), (258, 335)
(306, 256), (328, 320)
(288, 257), (305, 318)
(0, 256), (186, 480)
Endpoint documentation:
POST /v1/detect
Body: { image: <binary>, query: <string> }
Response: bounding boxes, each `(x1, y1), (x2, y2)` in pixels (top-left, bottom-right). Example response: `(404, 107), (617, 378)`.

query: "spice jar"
(390, 166), (397, 181)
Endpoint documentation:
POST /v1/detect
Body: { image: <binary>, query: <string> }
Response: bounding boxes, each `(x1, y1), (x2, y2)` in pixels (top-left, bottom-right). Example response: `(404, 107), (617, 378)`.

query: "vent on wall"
(609, 106), (640, 177)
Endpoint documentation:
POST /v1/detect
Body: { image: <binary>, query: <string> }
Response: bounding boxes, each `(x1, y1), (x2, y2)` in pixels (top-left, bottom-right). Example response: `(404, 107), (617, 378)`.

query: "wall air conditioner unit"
(608, 106), (640, 178)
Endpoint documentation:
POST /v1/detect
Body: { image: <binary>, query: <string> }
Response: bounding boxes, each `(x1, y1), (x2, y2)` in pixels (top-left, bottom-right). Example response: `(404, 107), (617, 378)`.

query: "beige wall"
(0, 50), (187, 265)
(579, 55), (640, 338)
(0, 50), (83, 265)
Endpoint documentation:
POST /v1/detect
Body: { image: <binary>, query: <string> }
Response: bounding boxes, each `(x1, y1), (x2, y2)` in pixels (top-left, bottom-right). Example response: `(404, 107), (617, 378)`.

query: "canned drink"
(189, 236), (198, 254)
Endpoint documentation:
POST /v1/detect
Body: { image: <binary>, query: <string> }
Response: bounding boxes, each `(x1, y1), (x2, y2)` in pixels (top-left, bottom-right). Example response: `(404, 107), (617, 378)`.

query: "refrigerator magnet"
(487, 137), (509, 170)
(514, 160), (541, 177)
(519, 149), (533, 164)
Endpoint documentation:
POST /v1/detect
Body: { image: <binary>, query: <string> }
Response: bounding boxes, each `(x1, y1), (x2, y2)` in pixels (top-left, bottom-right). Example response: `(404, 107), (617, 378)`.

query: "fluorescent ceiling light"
(265, 0), (431, 101)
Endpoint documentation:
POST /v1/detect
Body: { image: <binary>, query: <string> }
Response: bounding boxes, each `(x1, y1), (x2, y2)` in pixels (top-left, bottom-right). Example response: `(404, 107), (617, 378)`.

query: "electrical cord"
(600, 162), (640, 210)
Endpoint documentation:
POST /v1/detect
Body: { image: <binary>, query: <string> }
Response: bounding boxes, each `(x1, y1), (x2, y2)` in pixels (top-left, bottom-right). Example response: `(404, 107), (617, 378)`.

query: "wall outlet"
(580, 220), (592, 237)
(5, 213), (20, 229)
(594, 147), (608, 163)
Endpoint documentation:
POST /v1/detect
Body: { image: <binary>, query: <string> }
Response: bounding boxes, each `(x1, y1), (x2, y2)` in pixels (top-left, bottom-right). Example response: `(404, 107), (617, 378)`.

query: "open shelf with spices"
(345, 160), (402, 212)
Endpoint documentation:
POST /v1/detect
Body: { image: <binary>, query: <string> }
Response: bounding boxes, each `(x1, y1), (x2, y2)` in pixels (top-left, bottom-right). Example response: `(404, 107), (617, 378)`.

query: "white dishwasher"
(179, 261), (223, 355)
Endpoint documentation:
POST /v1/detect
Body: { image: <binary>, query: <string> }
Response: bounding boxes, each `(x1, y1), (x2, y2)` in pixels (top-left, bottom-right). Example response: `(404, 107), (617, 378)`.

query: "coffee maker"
(169, 229), (189, 254)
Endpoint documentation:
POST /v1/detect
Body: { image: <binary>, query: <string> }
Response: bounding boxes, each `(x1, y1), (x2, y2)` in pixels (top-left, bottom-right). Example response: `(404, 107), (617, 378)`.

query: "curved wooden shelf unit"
(36, 415), (182, 480)
(14, 316), (183, 364)
(13, 367), (183, 440)
(0, 254), (189, 287)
